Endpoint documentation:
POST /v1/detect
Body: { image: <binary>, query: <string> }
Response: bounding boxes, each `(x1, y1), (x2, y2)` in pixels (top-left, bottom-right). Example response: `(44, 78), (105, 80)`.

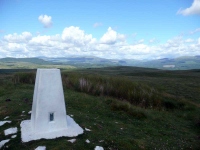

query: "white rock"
(86, 139), (90, 143)
(95, 146), (104, 150)
(4, 127), (18, 136)
(85, 128), (91, 131)
(22, 111), (25, 113)
(0, 139), (10, 148)
(35, 146), (46, 150)
(67, 139), (76, 143)
(0, 121), (11, 126)
(28, 111), (32, 114)
(11, 135), (17, 138)
(4, 116), (9, 119)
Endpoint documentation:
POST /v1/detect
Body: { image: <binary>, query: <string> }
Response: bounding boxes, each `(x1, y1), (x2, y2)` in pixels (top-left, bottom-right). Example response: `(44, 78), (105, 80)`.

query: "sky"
(0, 0), (200, 60)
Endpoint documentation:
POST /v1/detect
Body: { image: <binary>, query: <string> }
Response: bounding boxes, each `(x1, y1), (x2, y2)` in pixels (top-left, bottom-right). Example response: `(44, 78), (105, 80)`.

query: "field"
(0, 67), (200, 149)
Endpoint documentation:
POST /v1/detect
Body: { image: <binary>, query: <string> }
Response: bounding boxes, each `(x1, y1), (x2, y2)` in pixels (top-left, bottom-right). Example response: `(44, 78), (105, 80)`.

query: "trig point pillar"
(20, 69), (83, 142)
(31, 69), (67, 133)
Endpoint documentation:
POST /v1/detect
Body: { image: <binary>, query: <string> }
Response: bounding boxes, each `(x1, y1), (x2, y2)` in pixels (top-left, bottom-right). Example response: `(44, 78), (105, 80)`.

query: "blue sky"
(0, 0), (200, 59)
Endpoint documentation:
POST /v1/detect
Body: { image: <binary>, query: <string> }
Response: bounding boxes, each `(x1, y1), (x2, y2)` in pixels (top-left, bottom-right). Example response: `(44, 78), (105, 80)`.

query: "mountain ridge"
(0, 55), (200, 70)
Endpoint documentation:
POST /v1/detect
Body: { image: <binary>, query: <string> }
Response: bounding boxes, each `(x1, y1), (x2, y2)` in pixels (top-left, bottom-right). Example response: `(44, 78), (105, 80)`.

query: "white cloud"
(137, 39), (144, 44)
(38, 15), (52, 28)
(0, 26), (200, 59)
(198, 37), (200, 44)
(190, 28), (200, 34)
(100, 27), (125, 44)
(177, 0), (200, 16)
(61, 26), (96, 46)
(4, 32), (32, 43)
(185, 38), (194, 43)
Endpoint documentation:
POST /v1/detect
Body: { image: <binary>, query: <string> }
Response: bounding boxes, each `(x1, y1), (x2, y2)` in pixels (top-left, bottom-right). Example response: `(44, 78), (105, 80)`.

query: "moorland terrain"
(0, 58), (200, 149)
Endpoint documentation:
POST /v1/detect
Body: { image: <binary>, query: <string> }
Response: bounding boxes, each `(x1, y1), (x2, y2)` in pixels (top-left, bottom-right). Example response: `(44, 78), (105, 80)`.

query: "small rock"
(28, 111), (32, 114)
(4, 127), (18, 136)
(4, 116), (9, 119)
(86, 139), (90, 143)
(35, 146), (46, 150)
(0, 121), (11, 126)
(68, 139), (76, 143)
(0, 139), (10, 149)
(85, 128), (91, 131)
(95, 146), (104, 150)
(11, 135), (17, 138)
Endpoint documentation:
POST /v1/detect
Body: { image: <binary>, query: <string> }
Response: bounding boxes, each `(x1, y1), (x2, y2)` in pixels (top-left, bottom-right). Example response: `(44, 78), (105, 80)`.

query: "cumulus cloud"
(177, 0), (200, 16)
(38, 15), (52, 28)
(100, 27), (125, 44)
(0, 26), (200, 59)
(61, 26), (96, 46)
(4, 32), (32, 43)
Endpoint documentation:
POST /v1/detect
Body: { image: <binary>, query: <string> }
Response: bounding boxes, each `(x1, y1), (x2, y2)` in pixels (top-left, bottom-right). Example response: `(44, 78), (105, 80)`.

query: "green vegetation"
(0, 67), (200, 149)
(1, 55), (200, 70)
(0, 58), (76, 69)
(62, 73), (161, 109)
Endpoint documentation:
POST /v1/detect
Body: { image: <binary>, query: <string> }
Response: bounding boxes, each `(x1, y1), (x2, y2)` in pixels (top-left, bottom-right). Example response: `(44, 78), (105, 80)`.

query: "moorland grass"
(0, 67), (200, 149)
(62, 73), (162, 109)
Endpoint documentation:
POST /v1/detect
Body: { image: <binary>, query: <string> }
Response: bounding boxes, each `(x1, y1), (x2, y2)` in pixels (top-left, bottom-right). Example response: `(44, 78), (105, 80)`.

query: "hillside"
(136, 56), (200, 70)
(0, 67), (199, 149)
(0, 55), (200, 70)
(0, 57), (75, 69)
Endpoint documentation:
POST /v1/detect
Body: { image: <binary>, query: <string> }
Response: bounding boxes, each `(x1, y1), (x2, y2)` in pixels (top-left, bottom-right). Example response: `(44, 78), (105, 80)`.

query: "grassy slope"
(0, 62), (76, 69)
(0, 67), (200, 150)
(76, 67), (200, 104)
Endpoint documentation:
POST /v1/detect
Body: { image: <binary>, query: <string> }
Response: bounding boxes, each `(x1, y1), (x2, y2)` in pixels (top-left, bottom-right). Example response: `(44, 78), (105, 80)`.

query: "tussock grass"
(110, 99), (147, 119)
(62, 73), (161, 109)
(12, 72), (35, 84)
(12, 72), (162, 109)
(12, 71), (194, 111)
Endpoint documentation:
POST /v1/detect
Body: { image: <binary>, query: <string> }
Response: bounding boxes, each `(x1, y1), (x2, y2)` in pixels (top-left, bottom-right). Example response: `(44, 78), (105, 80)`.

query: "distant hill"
(0, 55), (200, 70)
(0, 57), (75, 69)
(41, 56), (124, 67)
(134, 56), (200, 70)
(0, 57), (55, 65)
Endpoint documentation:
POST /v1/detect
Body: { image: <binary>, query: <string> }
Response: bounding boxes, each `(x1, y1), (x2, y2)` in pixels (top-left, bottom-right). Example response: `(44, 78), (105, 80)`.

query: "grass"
(0, 67), (200, 149)
(0, 62), (76, 69)
(62, 73), (162, 109)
